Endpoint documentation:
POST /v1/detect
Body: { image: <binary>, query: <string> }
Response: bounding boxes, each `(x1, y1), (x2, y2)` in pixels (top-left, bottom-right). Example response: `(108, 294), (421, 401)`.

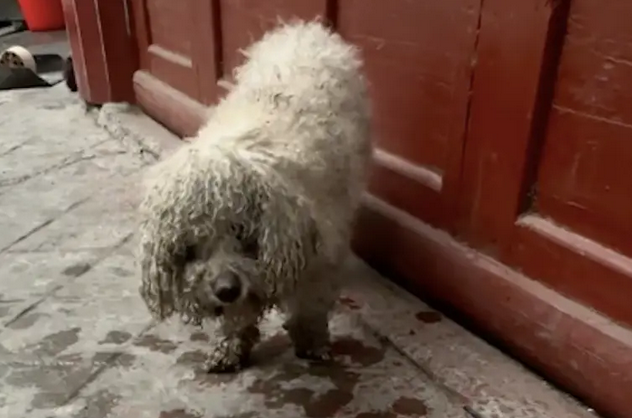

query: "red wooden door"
(129, 0), (222, 136)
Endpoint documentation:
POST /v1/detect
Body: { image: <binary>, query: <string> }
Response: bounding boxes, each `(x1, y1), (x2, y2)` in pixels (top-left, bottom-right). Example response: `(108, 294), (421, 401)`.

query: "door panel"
(461, 0), (632, 326)
(130, 0), (221, 136)
(510, 0), (632, 325)
(536, 109), (632, 257)
(337, 0), (480, 229)
(146, 0), (193, 56)
(135, 0), (199, 99)
(219, 0), (329, 80)
(533, 0), (632, 258)
(146, 44), (197, 99)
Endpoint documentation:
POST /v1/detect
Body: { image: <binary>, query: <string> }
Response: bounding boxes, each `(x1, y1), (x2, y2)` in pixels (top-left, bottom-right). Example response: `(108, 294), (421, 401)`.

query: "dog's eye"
(229, 223), (243, 237)
(242, 239), (259, 259)
(184, 246), (196, 262)
(230, 224), (259, 259)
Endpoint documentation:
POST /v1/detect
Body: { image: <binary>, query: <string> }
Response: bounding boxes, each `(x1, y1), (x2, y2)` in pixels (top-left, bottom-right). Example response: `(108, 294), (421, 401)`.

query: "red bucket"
(17, 0), (66, 31)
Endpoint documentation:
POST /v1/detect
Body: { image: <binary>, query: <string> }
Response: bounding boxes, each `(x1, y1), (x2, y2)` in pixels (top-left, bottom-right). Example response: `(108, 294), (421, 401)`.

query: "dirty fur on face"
(137, 18), (373, 373)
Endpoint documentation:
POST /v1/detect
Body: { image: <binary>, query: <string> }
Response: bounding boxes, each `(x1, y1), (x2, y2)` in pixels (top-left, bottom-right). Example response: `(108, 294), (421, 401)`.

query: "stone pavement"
(0, 85), (599, 418)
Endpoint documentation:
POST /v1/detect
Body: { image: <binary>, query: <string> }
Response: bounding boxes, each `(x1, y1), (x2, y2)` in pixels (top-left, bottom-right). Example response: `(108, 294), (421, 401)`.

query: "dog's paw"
(295, 345), (332, 362)
(204, 355), (245, 373)
(204, 339), (249, 374)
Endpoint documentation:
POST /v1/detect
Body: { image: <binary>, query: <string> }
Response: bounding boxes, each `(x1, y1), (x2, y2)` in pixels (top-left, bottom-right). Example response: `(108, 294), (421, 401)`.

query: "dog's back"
(198, 20), (373, 233)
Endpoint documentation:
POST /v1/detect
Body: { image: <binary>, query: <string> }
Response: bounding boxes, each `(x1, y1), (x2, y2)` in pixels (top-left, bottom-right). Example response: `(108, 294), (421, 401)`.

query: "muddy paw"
(204, 355), (245, 373)
(295, 345), (332, 362)
(204, 339), (249, 374)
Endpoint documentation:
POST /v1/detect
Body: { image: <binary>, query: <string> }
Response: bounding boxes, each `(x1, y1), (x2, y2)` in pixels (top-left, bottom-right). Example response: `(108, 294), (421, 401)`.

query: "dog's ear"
(138, 230), (187, 321)
(255, 186), (320, 289)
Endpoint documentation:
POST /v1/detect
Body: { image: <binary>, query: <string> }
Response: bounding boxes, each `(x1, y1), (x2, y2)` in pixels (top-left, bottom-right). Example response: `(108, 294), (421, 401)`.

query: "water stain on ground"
(356, 412), (396, 418)
(5, 355), (94, 409)
(5, 348), (136, 410)
(110, 266), (132, 277)
(41, 102), (69, 110)
(57, 352), (86, 365)
(415, 311), (443, 323)
(0, 293), (22, 303)
(62, 263), (92, 277)
(99, 330), (132, 345)
(91, 351), (136, 368)
(189, 331), (210, 342)
(6, 312), (49, 329)
(176, 349), (207, 366)
(0, 305), (12, 318)
(32, 327), (82, 356)
(249, 363), (358, 418)
(392, 396), (429, 416)
(159, 408), (202, 418)
(247, 337), (386, 418)
(215, 413), (257, 418)
(354, 397), (429, 417)
(115, 352), (137, 368)
(133, 334), (178, 354)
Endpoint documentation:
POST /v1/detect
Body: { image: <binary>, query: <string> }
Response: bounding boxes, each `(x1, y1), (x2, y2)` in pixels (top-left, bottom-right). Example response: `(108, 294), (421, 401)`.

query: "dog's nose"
(214, 273), (241, 304)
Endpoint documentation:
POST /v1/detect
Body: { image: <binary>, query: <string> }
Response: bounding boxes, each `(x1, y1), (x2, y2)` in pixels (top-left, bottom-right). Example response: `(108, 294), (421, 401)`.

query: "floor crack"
(0, 145), (126, 190)
(0, 196), (92, 254)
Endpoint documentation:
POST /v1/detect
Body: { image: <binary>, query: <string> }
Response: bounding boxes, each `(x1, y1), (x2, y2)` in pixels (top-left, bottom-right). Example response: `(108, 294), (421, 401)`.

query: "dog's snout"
(214, 273), (241, 303)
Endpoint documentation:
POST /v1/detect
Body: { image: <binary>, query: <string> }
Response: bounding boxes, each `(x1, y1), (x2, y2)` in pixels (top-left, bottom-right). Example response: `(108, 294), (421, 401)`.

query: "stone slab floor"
(0, 85), (598, 418)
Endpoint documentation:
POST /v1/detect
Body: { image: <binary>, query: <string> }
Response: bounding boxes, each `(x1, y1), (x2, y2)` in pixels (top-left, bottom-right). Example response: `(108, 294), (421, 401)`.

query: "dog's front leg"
(205, 307), (261, 373)
(285, 265), (340, 362)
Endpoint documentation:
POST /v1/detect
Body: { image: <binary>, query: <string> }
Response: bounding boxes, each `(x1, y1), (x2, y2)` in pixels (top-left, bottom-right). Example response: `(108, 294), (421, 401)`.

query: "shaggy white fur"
(138, 19), (373, 372)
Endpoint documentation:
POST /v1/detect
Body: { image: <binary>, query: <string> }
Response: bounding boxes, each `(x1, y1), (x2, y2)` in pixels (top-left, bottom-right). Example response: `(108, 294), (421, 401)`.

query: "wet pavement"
(0, 85), (599, 418)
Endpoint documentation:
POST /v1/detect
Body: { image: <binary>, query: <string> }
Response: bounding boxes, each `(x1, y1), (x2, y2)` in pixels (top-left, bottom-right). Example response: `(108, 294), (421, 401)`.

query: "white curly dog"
(138, 19), (373, 373)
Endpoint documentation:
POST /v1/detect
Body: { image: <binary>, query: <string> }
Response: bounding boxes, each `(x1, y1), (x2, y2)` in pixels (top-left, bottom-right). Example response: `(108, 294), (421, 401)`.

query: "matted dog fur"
(137, 19), (373, 372)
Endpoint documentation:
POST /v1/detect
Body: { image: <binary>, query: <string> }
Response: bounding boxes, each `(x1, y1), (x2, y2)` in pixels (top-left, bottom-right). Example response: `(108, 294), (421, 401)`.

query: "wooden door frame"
(61, 0), (138, 104)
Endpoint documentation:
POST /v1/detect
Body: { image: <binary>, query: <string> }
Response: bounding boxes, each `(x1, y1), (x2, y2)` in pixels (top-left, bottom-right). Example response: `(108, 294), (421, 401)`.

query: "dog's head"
(183, 232), (260, 316)
(139, 148), (322, 323)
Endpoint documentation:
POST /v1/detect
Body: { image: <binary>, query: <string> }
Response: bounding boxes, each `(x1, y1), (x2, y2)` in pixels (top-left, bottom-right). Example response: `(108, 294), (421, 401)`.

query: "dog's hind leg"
(285, 262), (341, 362)
(205, 304), (263, 373)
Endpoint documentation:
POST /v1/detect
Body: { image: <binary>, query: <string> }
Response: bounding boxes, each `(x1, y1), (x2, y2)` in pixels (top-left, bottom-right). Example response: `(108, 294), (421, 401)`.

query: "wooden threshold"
(133, 70), (208, 138)
(353, 194), (632, 418)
